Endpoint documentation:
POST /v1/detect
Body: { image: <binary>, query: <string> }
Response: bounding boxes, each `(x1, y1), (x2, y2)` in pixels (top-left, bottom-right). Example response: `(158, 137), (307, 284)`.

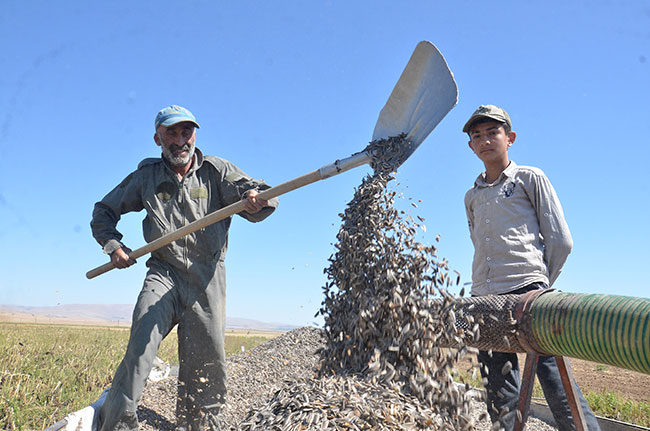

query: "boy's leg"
(536, 355), (601, 431)
(478, 350), (521, 430)
(98, 269), (177, 431)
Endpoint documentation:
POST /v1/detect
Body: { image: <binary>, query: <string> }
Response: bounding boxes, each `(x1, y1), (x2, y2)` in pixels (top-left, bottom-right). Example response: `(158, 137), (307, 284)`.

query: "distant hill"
(0, 304), (297, 332)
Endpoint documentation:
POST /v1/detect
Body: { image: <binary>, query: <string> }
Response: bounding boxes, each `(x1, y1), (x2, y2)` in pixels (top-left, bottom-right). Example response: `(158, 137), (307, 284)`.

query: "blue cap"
(154, 105), (200, 130)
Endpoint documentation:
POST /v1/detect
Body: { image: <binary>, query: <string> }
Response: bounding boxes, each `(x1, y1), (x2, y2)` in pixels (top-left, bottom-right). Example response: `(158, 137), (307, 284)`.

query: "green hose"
(530, 292), (650, 374)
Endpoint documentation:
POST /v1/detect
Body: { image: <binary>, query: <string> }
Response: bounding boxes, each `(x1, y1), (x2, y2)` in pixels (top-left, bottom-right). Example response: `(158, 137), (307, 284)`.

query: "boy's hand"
(111, 247), (136, 269)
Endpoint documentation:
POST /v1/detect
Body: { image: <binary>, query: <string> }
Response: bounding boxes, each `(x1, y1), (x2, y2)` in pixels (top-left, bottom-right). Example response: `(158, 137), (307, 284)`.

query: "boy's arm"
(464, 192), (476, 245)
(530, 171), (573, 286)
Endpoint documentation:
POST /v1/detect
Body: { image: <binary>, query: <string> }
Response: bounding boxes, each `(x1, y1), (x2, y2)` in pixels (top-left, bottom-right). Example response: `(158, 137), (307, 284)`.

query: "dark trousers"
(478, 284), (601, 431)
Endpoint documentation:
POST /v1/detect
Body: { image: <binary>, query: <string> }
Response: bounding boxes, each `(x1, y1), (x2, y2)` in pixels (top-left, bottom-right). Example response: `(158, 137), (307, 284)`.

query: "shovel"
(86, 40), (458, 279)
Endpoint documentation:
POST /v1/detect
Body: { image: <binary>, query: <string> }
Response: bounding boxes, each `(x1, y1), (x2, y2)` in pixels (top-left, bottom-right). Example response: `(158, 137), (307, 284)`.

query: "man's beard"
(162, 143), (195, 167)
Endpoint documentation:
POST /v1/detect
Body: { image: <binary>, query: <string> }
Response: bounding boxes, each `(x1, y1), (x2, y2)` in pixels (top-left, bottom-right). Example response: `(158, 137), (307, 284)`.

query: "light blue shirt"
(464, 161), (572, 296)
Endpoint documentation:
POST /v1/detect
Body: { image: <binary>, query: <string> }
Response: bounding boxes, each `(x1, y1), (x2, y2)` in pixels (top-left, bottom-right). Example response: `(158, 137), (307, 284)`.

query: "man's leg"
(98, 269), (177, 431)
(478, 350), (521, 430)
(176, 262), (227, 431)
(536, 355), (601, 431)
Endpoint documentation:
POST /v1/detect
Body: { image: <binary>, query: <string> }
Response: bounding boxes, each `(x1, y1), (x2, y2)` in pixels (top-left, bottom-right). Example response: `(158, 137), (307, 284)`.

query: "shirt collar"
(192, 147), (204, 171)
(474, 160), (518, 187)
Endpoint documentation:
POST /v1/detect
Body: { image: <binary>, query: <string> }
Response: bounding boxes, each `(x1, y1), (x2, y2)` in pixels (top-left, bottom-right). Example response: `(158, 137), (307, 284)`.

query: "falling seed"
(235, 135), (477, 431)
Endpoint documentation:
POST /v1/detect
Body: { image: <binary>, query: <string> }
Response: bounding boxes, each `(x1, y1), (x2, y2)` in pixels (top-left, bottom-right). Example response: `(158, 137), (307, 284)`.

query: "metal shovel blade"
(372, 40), (458, 166)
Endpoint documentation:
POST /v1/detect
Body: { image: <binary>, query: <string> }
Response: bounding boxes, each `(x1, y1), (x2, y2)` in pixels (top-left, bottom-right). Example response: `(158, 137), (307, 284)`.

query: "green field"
(0, 323), (270, 430)
(2, 323), (649, 429)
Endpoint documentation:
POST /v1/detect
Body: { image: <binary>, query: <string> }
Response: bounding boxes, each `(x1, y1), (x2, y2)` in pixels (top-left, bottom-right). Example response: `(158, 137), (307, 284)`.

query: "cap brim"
(158, 118), (200, 129)
(462, 116), (482, 133)
(462, 115), (505, 133)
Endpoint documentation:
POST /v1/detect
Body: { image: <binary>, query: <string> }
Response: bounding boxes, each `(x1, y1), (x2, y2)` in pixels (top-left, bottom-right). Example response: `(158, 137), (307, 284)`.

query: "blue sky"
(1, 1), (648, 327)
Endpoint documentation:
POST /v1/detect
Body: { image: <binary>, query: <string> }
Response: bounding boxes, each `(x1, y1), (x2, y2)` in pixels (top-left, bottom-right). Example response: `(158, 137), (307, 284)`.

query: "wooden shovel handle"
(86, 169), (323, 279)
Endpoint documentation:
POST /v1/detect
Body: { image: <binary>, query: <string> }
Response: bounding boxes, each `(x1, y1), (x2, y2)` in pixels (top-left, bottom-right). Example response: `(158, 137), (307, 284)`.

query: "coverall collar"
(161, 147), (205, 179)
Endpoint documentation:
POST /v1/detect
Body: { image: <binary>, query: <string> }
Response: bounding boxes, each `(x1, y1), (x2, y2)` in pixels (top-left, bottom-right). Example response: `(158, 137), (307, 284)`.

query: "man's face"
(467, 121), (515, 165)
(155, 122), (196, 167)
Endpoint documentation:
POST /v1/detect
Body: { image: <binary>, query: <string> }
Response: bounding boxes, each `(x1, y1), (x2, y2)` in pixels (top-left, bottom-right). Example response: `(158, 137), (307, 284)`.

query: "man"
(463, 104), (600, 431)
(91, 105), (278, 430)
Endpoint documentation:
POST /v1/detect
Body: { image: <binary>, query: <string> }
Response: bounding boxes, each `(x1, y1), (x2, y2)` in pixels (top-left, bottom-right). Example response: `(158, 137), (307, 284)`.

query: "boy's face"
(467, 121), (516, 166)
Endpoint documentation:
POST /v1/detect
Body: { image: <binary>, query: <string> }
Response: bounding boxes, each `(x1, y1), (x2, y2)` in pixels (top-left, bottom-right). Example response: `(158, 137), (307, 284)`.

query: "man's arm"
(90, 170), (144, 267)
(210, 158), (279, 222)
(530, 171), (573, 286)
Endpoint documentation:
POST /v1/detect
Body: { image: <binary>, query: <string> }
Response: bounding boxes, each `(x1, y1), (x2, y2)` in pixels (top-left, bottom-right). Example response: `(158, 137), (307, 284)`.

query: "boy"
(463, 105), (600, 431)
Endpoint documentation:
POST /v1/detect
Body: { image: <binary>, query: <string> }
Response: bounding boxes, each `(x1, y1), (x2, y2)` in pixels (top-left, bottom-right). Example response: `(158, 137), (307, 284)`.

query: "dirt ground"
(567, 356), (650, 403)
(0, 311), (132, 327)
(0, 312), (281, 337)
(460, 353), (650, 403)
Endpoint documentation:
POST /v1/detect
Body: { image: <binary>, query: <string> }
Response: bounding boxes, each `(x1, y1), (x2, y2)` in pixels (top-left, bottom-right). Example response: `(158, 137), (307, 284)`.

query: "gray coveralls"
(90, 148), (278, 430)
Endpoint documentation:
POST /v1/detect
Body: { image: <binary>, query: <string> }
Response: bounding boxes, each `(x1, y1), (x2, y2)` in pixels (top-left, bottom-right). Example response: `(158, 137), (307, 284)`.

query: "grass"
(528, 381), (650, 427)
(0, 323), (270, 430)
(586, 392), (650, 427)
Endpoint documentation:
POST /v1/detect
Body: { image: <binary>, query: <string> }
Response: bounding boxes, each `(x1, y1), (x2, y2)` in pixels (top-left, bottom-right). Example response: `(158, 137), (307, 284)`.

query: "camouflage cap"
(154, 105), (200, 131)
(462, 104), (512, 133)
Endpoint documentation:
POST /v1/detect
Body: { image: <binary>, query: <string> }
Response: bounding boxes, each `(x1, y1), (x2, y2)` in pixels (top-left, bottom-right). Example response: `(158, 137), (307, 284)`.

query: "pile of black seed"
(316, 135), (477, 429)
